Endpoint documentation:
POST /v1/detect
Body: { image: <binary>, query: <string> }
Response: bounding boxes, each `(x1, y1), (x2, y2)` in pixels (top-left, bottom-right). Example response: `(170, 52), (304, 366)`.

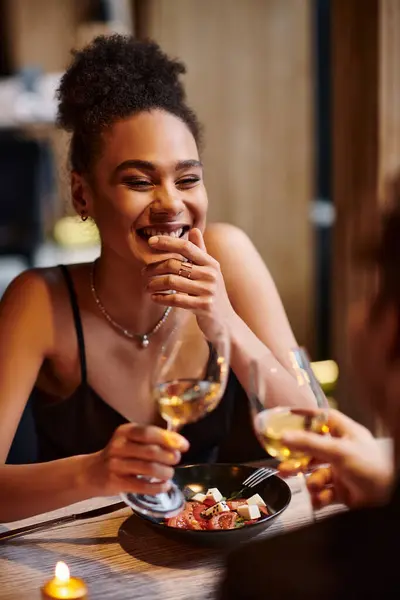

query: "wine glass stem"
(166, 421), (177, 432)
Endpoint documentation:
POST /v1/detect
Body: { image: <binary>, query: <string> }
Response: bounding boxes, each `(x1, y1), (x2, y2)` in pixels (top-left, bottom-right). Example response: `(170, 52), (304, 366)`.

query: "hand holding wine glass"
(279, 409), (393, 509)
(121, 311), (230, 518)
(85, 422), (188, 498)
(249, 348), (330, 480)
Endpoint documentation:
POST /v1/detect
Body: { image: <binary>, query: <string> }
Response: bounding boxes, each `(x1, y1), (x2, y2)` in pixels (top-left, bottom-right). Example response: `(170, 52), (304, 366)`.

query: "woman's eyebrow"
(115, 159), (156, 173)
(175, 159), (203, 171)
(115, 159), (202, 175)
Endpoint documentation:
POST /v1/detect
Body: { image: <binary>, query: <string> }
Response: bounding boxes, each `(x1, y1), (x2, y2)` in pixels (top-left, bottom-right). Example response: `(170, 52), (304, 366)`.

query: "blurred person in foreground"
(219, 175), (400, 599)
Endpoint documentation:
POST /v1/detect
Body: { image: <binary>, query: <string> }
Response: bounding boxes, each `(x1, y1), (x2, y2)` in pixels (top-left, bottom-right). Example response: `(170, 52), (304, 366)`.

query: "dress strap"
(59, 265), (87, 384)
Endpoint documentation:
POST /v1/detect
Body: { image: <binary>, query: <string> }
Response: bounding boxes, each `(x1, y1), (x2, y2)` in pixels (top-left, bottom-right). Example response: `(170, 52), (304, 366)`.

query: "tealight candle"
(41, 562), (87, 599)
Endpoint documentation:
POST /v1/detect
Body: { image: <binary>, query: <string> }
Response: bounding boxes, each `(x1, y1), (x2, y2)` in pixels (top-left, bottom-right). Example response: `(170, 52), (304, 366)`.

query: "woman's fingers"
(150, 291), (214, 312)
(310, 486), (336, 509)
(119, 476), (172, 495)
(326, 408), (372, 439)
(281, 430), (349, 465)
(90, 424), (190, 497)
(112, 440), (181, 466)
(288, 407), (371, 440)
(307, 466), (333, 491)
(109, 457), (174, 481)
(278, 458), (309, 477)
(147, 273), (214, 296)
(124, 424), (189, 452)
(189, 227), (208, 251)
(306, 467), (336, 509)
(148, 234), (212, 266)
(145, 258), (215, 283)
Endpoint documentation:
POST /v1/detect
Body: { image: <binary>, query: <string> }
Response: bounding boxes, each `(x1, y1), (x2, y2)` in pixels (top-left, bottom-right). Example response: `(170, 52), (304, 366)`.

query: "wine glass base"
(121, 483), (185, 519)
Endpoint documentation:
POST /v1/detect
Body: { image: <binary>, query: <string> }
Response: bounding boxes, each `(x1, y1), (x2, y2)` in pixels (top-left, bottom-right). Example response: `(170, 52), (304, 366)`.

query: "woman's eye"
(123, 179), (153, 189)
(176, 177), (200, 188)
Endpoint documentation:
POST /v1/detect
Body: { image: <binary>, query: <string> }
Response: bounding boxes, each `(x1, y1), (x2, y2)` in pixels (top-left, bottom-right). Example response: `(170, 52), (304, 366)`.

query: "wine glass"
(249, 347), (330, 472)
(121, 312), (230, 518)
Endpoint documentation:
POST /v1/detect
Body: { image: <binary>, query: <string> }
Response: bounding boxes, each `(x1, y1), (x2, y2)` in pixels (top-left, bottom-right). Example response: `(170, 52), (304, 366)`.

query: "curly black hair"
(56, 34), (202, 173)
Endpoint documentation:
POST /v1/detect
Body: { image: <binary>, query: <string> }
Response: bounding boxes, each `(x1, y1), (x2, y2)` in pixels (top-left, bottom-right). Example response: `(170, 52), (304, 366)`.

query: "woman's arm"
(0, 270), (54, 462)
(204, 223), (316, 407)
(0, 456), (95, 523)
(0, 271), (94, 521)
(0, 271), (187, 523)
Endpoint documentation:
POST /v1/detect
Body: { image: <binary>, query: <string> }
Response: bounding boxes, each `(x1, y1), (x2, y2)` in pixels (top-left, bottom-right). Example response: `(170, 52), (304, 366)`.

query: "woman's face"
(76, 109), (208, 265)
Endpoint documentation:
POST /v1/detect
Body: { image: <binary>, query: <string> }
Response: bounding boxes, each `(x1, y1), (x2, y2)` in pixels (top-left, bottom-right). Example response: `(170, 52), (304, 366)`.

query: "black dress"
(10, 265), (264, 465)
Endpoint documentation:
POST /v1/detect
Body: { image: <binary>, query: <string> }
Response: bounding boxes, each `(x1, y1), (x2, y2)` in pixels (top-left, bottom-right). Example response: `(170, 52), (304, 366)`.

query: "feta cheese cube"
(191, 493), (207, 503)
(237, 504), (261, 520)
(201, 500), (229, 517)
(246, 494), (266, 508)
(205, 488), (223, 503)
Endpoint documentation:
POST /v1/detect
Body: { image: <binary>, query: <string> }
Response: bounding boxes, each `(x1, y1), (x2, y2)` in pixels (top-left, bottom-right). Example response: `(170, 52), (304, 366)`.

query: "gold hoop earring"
(81, 212), (88, 222)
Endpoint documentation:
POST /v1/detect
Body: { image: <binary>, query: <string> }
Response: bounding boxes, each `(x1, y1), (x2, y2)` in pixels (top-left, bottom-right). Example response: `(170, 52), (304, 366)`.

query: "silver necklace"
(90, 261), (172, 349)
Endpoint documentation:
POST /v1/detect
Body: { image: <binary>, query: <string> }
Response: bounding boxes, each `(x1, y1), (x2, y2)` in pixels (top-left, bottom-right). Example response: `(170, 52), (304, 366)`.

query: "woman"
(220, 177), (400, 599)
(0, 35), (311, 523)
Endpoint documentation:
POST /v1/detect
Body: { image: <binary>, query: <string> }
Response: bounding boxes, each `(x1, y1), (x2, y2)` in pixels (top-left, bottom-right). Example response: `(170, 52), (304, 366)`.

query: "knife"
(0, 501), (127, 543)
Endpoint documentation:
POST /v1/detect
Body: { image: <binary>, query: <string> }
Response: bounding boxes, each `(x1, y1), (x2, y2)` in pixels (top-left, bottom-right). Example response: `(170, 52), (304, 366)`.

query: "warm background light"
(311, 360), (339, 393)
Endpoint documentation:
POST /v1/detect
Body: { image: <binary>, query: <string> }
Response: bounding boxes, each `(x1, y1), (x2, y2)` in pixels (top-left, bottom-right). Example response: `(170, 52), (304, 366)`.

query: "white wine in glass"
(249, 348), (329, 470)
(156, 378), (223, 430)
(121, 312), (230, 518)
(253, 407), (329, 469)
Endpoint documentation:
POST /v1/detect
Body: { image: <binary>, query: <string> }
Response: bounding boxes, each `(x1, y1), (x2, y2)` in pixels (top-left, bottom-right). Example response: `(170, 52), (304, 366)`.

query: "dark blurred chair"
(0, 129), (50, 267)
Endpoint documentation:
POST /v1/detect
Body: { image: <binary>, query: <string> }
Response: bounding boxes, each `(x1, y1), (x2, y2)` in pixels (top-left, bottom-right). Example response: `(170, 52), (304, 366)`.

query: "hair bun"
(55, 34), (201, 172)
(57, 34), (188, 133)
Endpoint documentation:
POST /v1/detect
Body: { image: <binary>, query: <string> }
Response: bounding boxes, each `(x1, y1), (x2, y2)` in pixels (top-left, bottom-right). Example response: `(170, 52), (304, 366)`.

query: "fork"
(228, 467), (278, 500)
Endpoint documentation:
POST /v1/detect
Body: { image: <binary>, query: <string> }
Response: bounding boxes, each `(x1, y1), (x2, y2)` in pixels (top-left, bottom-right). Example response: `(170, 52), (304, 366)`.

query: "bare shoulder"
(2, 262), (89, 303)
(204, 223), (256, 265)
(204, 223), (296, 348)
(0, 269), (55, 359)
(2, 268), (51, 305)
(1, 265), (65, 307)
(0, 264), (85, 348)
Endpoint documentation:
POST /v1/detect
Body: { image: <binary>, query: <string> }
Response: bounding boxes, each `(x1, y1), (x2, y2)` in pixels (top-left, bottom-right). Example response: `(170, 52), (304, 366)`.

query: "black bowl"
(133, 463), (291, 547)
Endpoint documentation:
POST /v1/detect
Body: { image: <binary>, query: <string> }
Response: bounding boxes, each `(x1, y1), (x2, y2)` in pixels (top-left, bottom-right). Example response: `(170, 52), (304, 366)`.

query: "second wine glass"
(249, 348), (329, 471)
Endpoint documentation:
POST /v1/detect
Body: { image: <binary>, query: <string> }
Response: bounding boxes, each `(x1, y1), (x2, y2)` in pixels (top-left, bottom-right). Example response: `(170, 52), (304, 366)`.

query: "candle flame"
(55, 561), (70, 583)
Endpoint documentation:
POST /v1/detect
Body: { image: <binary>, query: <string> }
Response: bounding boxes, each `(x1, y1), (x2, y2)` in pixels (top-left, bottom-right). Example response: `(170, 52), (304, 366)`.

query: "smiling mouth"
(136, 225), (191, 241)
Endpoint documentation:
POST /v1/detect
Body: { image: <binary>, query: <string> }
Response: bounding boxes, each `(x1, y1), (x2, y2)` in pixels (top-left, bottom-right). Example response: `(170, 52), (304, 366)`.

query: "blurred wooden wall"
(332, 0), (400, 425)
(3, 0), (94, 72)
(136, 0), (315, 350)
(2, 0), (316, 350)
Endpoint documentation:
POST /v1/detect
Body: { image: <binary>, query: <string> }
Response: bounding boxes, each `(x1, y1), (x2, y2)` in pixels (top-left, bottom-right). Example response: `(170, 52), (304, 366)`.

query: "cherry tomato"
(208, 512), (238, 530)
(166, 512), (189, 529)
(203, 497), (216, 507)
(192, 502), (207, 521)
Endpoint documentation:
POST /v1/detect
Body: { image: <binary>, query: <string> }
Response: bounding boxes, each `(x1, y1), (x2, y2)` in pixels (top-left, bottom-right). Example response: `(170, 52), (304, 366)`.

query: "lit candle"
(41, 562), (87, 599)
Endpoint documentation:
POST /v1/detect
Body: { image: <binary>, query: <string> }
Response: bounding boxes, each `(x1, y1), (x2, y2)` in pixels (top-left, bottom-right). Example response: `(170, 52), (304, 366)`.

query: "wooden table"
(0, 473), (346, 600)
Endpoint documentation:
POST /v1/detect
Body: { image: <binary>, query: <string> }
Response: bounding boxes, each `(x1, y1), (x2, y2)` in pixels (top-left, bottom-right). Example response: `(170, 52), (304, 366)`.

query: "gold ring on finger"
(178, 261), (193, 279)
